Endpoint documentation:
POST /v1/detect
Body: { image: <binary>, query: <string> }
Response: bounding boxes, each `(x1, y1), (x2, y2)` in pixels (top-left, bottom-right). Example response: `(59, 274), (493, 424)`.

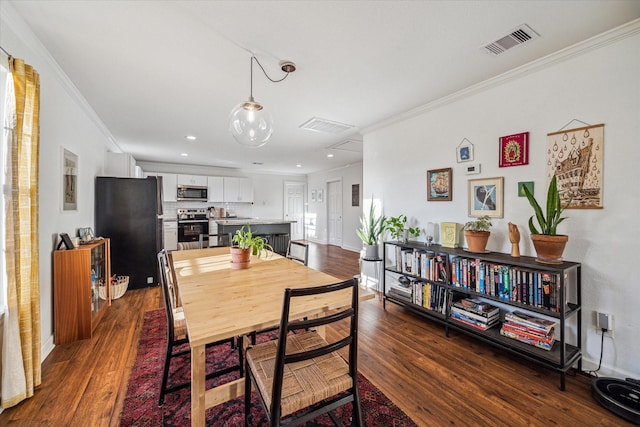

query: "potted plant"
(356, 197), (386, 259)
(230, 225), (273, 269)
(522, 175), (571, 264)
(386, 215), (420, 243)
(463, 215), (492, 253)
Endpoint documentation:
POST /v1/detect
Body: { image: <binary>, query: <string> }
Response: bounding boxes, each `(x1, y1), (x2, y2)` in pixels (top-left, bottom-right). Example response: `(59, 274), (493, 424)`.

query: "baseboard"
(41, 334), (55, 363)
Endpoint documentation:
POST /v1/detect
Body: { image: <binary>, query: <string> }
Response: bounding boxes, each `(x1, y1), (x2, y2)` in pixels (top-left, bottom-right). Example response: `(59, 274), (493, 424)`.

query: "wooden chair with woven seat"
(244, 278), (362, 426)
(157, 249), (243, 406)
(285, 239), (309, 266)
(249, 239), (310, 345)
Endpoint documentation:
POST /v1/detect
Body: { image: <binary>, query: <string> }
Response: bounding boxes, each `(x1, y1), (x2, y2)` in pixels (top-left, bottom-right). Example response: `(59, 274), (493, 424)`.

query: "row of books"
(448, 298), (500, 331)
(389, 245), (447, 282)
(499, 310), (556, 351)
(450, 257), (562, 312)
(411, 280), (448, 313)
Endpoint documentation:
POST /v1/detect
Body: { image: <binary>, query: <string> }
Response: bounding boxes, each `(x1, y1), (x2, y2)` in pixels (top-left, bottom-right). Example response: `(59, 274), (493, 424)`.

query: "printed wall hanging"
(546, 123), (604, 209)
(427, 168), (452, 201)
(499, 131), (529, 167)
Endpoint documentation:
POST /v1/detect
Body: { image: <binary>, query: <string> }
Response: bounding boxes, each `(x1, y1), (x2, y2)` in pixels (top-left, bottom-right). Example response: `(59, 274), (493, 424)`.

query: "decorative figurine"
(508, 222), (520, 258)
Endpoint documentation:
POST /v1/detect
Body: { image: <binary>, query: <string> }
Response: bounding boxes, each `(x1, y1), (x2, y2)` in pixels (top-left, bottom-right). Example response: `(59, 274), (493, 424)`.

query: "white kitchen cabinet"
(207, 176), (224, 202)
(157, 173), (177, 202)
(163, 221), (177, 251)
(105, 152), (137, 177)
(177, 174), (207, 187)
(223, 177), (253, 203)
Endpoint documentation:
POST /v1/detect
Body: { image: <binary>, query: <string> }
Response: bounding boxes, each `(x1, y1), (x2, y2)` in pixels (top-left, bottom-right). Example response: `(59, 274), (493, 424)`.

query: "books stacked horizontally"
(500, 310), (556, 351)
(449, 298), (500, 331)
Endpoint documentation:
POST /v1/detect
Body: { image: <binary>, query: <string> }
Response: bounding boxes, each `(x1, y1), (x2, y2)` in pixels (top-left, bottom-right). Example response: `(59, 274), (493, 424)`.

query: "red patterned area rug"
(120, 309), (417, 426)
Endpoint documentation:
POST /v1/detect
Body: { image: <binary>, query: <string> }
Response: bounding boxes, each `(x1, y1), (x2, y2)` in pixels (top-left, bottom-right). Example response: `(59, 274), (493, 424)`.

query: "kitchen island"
(212, 219), (296, 255)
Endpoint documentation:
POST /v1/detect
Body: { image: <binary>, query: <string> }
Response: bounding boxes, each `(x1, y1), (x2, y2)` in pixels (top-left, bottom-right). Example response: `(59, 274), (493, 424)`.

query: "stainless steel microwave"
(177, 185), (208, 201)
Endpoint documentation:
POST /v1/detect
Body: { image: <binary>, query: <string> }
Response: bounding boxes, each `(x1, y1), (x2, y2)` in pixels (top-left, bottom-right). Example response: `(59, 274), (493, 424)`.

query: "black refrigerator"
(95, 176), (163, 289)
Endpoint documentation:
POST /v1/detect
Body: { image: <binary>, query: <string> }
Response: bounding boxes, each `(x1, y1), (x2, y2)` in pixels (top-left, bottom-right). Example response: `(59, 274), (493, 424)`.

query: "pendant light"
(229, 56), (296, 147)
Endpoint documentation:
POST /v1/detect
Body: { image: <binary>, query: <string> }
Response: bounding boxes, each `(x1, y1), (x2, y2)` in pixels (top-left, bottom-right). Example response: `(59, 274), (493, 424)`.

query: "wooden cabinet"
(383, 241), (581, 390)
(177, 174), (207, 187)
(53, 238), (111, 344)
(207, 176), (224, 202)
(223, 177), (253, 203)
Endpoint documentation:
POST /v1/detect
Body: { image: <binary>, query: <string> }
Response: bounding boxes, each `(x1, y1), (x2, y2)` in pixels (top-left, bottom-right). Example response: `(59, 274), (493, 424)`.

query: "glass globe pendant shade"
(228, 96), (273, 148)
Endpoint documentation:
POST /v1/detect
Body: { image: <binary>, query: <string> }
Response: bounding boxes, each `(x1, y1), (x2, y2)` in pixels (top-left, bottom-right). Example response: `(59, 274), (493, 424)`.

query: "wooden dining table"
(170, 246), (373, 427)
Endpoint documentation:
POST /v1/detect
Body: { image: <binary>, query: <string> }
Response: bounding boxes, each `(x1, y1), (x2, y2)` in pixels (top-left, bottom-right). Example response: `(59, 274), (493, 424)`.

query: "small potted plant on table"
(522, 175), (571, 264)
(386, 215), (420, 243)
(230, 225), (273, 269)
(463, 215), (492, 253)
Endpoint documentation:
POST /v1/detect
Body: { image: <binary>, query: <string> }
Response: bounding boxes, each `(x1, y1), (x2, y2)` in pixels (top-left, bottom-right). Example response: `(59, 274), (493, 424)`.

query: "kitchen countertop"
(214, 219), (296, 225)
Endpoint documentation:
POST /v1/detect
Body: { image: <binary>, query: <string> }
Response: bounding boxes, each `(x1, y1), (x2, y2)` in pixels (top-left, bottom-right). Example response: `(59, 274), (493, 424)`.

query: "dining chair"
(244, 278), (362, 426)
(157, 249), (243, 406)
(286, 240), (309, 266)
(208, 232), (232, 247)
(249, 239), (310, 345)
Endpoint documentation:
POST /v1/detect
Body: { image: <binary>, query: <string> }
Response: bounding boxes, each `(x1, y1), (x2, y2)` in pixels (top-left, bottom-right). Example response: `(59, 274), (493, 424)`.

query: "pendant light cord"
(251, 56), (292, 86)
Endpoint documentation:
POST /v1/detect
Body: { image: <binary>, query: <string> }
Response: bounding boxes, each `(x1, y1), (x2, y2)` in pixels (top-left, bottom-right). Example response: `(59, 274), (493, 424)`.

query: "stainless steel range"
(177, 208), (209, 245)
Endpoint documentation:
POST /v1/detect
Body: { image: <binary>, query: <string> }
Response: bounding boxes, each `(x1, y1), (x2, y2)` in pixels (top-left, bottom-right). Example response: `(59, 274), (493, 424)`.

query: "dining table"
(170, 246), (374, 427)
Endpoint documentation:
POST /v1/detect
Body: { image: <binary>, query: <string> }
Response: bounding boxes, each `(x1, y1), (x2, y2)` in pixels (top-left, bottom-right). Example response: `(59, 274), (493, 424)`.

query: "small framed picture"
(427, 168), (452, 201)
(456, 138), (474, 163)
(311, 190), (316, 202)
(468, 177), (504, 218)
(317, 189), (324, 203)
(499, 131), (529, 167)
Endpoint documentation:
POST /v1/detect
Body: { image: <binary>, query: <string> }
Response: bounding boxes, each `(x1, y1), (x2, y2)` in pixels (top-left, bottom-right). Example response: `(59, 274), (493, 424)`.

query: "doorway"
(284, 182), (305, 240)
(327, 179), (342, 246)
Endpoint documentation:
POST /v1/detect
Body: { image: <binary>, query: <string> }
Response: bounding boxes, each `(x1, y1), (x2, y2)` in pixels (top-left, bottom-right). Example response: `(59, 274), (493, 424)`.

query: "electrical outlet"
(147, 276), (153, 284)
(596, 311), (614, 338)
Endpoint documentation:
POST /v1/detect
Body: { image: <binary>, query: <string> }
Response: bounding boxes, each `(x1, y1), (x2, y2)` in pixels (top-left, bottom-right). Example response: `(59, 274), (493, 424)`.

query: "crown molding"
(1, 1), (121, 153)
(363, 18), (640, 135)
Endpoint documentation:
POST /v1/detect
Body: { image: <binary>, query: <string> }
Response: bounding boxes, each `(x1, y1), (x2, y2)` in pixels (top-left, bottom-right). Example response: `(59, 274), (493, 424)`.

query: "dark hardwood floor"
(0, 243), (630, 426)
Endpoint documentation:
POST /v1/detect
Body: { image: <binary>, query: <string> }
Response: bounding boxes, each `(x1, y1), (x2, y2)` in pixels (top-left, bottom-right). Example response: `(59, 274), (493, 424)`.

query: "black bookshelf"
(382, 241), (582, 390)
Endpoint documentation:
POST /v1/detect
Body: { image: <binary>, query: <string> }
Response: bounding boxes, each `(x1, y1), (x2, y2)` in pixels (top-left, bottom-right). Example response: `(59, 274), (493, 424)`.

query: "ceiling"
(7, 1), (640, 175)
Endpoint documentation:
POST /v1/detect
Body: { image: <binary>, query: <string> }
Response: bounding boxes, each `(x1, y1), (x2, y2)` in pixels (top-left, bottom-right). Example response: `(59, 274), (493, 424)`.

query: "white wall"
(364, 27), (640, 378)
(307, 162), (363, 251)
(1, 6), (112, 359)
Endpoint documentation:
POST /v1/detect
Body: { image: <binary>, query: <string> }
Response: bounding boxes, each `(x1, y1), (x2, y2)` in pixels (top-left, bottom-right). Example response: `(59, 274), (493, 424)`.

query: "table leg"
(191, 344), (206, 427)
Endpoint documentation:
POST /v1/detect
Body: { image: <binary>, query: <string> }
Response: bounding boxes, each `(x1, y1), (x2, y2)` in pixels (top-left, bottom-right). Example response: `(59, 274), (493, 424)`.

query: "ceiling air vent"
(483, 24), (539, 56)
(299, 117), (355, 135)
(328, 139), (363, 153)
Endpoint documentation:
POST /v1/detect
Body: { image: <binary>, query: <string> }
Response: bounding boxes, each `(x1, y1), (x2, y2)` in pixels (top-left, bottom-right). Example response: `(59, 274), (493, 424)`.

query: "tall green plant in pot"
(356, 198), (386, 259)
(522, 175), (571, 264)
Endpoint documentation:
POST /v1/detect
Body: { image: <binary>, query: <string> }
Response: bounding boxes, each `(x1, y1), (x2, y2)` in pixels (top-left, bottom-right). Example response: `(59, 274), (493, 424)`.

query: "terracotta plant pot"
(530, 234), (568, 264)
(464, 231), (490, 253)
(230, 246), (251, 269)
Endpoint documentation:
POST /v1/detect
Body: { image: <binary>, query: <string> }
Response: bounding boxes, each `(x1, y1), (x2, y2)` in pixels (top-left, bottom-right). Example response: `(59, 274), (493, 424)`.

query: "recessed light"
(327, 154), (334, 158)
(180, 153), (188, 157)
(296, 164), (302, 168)
(185, 135), (197, 141)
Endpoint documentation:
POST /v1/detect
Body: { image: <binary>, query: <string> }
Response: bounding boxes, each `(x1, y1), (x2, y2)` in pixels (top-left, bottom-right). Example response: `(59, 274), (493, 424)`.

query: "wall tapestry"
(546, 123), (604, 209)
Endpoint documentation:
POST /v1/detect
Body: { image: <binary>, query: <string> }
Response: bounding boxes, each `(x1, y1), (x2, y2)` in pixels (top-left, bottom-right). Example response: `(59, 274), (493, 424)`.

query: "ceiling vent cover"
(329, 139), (363, 153)
(483, 24), (540, 55)
(299, 117), (355, 134)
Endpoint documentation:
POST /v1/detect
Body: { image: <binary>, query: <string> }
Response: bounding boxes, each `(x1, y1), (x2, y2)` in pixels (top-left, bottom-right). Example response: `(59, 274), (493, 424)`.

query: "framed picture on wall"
(427, 168), (452, 201)
(311, 190), (316, 202)
(62, 148), (78, 211)
(468, 176), (503, 218)
(456, 138), (474, 163)
(317, 189), (324, 203)
(499, 131), (529, 167)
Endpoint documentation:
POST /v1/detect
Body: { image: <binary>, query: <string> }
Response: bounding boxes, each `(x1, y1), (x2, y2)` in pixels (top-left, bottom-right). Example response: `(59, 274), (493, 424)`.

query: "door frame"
(326, 178), (343, 246)
(283, 181), (306, 240)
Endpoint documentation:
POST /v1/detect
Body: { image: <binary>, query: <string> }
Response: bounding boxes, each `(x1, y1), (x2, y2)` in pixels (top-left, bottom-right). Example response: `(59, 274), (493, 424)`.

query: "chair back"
(157, 249), (178, 342)
(286, 240), (309, 266)
(208, 232), (232, 247)
(271, 278), (359, 416)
